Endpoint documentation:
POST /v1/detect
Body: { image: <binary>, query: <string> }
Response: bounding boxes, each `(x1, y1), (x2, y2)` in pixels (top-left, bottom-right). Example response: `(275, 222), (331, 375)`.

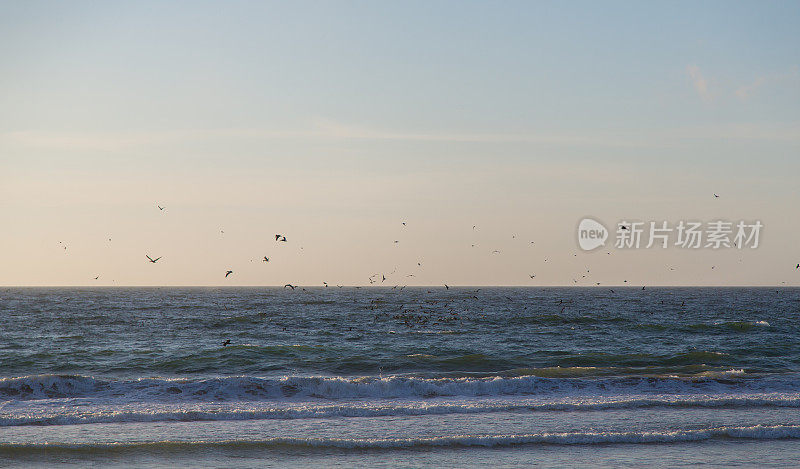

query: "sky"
(1, 0), (799, 286)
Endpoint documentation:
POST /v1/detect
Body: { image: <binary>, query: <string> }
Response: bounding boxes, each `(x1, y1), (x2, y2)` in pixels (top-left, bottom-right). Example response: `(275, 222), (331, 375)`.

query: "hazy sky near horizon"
(1, 1), (799, 286)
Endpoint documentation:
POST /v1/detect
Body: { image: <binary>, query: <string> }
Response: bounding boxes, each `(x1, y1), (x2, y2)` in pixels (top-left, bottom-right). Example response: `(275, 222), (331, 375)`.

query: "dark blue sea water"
(1, 287), (800, 467)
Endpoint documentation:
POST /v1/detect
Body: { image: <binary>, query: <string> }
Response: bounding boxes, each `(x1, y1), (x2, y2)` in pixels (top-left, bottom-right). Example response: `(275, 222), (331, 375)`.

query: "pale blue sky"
(1, 1), (798, 285)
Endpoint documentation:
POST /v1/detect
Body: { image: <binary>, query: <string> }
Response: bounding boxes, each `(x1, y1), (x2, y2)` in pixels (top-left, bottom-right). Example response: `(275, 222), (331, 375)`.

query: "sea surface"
(1, 287), (799, 467)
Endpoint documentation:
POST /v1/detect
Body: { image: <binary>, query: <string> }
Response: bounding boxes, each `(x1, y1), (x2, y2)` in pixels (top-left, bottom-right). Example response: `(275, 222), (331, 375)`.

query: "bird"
(284, 284), (296, 290)
(275, 234), (281, 240)
(280, 236), (287, 242)
(225, 270), (233, 277)
(444, 284), (449, 290)
(621, 225), (629, 230)
(146, 255), (162, 263)
(157, 205), (165, 211)
(263, 257), (269, 262)
(222, 339), (231, 347)
(714, 193), (720, 198)
(796, 264), (799, 269)
(94, 276), (99, 280)
(402, 222), (407, 226)
(492, 250), (501, 254)
(529, 274), (535, 278)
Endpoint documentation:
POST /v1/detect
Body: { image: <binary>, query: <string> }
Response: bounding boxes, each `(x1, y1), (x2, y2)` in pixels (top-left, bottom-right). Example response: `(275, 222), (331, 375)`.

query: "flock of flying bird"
(64, 195), (799, 286)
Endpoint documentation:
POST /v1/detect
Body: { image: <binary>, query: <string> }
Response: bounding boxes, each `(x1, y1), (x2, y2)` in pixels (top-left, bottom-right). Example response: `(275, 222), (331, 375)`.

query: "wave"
(2, 425), (799, 453)
(0, 372), (796, 402)
(4, 395), (800, 426)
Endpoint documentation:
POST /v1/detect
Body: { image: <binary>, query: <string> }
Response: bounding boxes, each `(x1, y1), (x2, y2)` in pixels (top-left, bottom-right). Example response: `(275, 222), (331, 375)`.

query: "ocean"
(1, 287), (799, 467)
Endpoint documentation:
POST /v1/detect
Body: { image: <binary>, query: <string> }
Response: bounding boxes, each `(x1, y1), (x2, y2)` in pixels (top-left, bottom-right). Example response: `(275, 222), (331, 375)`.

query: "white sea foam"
(3, 394), (800, 426)
(2, 425), (799, 450)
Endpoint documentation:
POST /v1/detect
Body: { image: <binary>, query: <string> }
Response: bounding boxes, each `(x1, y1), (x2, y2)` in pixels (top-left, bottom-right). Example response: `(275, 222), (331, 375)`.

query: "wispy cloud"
(686, 65), (711, 102)
(735, 66), (799, 99)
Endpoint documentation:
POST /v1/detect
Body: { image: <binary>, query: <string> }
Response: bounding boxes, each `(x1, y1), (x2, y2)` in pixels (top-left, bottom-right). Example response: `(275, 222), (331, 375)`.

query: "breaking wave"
(0, 372), (795, 402)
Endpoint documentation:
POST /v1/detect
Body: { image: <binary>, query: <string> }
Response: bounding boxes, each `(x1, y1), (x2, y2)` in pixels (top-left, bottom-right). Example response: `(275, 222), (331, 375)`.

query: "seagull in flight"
(444, 284), (449, 290)
(714, 193), (720, 198)
(157, 205), (165, 211)
(284, 284), (296, 290)
(263, 257), (269, 262)
(146, 255), (162, 263)
(529, 274), (535, 278)
(94, 275), (99, 280)
(796, 264), (799, 269)
(275, 234), (287, 242)
(225, 270), (233, 277)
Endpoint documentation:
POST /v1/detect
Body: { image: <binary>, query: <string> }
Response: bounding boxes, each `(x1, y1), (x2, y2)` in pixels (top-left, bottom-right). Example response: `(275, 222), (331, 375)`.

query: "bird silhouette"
(157, 205), (165, 211)
(225, 270), (233, 277)
(222, 339), (231, 347)
(146, 255), (162, 263)
(284, 284), (296, 290)
(263, 257), (269, 262)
